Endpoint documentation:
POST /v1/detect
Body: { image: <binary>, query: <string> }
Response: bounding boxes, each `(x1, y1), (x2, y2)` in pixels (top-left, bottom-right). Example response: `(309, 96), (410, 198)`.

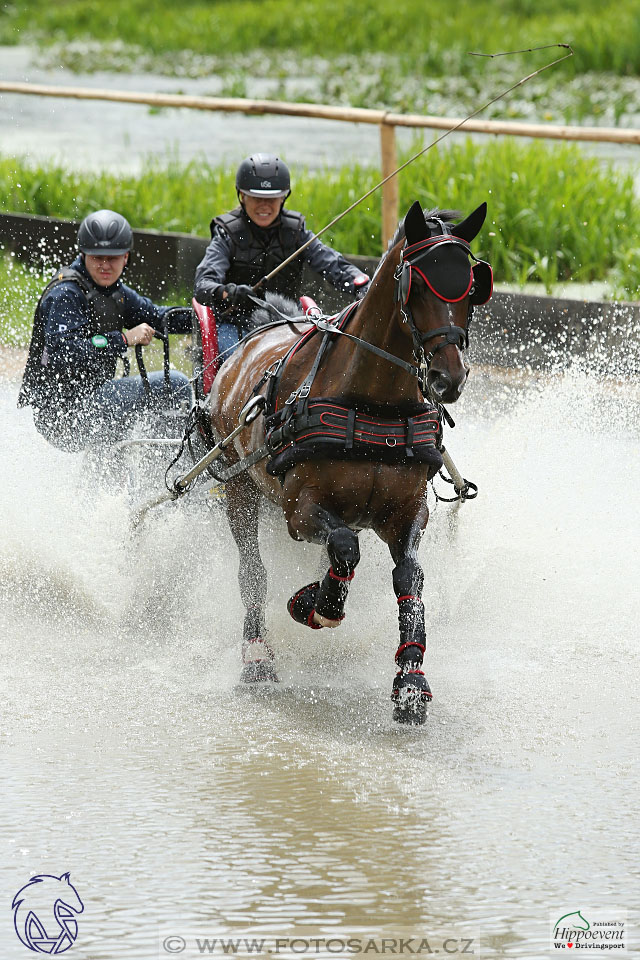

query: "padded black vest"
(18, 267), (126, 408)
(213, 206), (306, 298)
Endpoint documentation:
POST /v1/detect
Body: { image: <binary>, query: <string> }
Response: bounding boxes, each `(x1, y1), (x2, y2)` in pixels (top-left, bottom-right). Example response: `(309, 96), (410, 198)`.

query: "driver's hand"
(124, 323), (155, 346)
(220, 283), (255, 309)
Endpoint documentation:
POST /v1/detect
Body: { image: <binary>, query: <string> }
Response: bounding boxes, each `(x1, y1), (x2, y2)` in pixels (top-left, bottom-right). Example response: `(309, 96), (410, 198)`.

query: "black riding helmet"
(77, 209), (134, 255)
(235, 154), (291, 200)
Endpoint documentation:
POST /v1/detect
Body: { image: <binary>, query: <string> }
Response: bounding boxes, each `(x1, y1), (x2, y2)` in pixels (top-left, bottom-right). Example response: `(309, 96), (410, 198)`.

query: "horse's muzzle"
(427, 367), (468, 404)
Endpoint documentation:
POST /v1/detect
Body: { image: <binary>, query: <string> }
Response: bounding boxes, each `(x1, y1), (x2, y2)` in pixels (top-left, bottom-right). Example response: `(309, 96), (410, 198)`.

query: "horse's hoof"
(240, 637), (278, 683)
(287, 582), (323, 629)
(312, 611), (342, 628)
(391, 671), (432, 725)
(240, 660), (279, 683)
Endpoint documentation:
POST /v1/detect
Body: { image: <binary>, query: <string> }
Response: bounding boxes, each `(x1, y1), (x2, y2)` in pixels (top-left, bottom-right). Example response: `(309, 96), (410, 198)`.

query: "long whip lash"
(258, 43), (573, 286)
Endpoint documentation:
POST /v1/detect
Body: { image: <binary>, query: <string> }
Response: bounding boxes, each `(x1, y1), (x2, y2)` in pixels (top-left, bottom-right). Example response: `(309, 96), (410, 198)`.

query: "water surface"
(0, 363), (638, 958)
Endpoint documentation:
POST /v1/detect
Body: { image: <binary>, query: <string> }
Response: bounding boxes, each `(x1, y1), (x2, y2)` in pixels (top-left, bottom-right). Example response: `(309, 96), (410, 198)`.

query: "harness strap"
(281, 302), (361, 410)
(312, 314), (421, 380)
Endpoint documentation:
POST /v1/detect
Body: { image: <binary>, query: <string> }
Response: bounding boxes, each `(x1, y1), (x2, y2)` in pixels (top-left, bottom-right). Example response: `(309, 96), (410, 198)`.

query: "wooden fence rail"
(2, 80), (640, 248)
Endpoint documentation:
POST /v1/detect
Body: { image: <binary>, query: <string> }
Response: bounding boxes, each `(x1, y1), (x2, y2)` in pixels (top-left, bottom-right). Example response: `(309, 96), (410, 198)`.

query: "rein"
(300, 310), (456, 428)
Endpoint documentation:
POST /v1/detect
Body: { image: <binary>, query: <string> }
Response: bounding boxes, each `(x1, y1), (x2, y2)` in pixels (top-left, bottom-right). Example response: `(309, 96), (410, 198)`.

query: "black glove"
(219, 283), (256, 310)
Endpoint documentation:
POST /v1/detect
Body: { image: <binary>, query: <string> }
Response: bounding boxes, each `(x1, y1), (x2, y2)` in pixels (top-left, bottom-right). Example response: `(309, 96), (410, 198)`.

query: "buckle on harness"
(264, 359), (283, 379)
(285, 382), (311, 405)
(315, 317), (339, 334)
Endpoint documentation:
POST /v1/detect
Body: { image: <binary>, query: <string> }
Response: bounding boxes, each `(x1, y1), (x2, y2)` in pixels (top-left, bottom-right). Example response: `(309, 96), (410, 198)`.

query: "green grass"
(2, 0), (640, 77)
(0, 252), (46, 347)
(2, 139), (640, 292)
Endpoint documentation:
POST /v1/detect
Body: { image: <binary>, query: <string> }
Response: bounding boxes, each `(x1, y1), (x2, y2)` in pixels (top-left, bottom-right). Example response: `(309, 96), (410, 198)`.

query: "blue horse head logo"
(12, 873), (84, 954)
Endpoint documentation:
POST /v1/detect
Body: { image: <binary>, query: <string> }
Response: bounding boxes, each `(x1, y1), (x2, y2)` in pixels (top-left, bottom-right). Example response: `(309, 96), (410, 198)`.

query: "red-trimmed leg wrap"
(240, 636), (279, 683)
(395, 640), (426, 667)
(313, 567), (354, 623)
(287, 581), (324, 629)
(396, 596), (426, 665)
(242, 636), (275, 664)
(391, 669), (433, 703)
(243, 605), (266, 643)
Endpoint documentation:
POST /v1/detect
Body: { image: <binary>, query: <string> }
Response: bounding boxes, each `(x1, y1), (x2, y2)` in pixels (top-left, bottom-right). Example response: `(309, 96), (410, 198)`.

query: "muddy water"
(0, 363), (638, 960)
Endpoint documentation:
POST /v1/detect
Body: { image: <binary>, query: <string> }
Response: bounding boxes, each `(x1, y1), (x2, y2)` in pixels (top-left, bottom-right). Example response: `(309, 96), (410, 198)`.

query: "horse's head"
(393, 201), (493, 404)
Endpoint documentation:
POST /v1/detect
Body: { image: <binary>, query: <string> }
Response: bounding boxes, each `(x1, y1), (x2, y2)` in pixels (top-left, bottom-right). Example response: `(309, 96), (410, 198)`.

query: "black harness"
(202, 227), (493, 483)
(239, 302), (444, 480)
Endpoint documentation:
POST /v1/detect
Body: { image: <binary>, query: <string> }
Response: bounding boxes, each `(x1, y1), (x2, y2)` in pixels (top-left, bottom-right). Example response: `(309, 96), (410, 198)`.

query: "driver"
(18, 209), (192, 451)
(193, 153), (370, 356)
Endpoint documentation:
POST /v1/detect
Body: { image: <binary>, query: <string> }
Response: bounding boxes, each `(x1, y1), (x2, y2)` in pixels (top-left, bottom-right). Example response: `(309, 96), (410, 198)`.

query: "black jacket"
(193, 206), (366, 321)
(19, 257), (179, 409)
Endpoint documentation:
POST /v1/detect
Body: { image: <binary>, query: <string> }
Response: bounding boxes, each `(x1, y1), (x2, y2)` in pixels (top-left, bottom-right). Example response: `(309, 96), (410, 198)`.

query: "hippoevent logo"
(12, 873), (84, 954)
(550, 910), (627, 952)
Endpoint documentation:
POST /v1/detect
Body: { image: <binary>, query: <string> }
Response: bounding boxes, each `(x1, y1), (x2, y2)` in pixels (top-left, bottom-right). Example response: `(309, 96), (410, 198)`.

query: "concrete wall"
(0, 210), (207, 298)
(2, 211), (639, 371)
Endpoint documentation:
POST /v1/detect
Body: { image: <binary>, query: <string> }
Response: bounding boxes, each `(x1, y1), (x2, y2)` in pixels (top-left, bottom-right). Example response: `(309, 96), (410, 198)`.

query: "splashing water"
(0, 355), (638, 959)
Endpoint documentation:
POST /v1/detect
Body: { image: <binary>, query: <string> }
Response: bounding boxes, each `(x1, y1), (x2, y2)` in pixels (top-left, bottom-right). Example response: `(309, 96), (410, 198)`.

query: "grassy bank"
(0, 252), (45, 347)
(2, 0), (639, 77)
(2, 139), (640, 295)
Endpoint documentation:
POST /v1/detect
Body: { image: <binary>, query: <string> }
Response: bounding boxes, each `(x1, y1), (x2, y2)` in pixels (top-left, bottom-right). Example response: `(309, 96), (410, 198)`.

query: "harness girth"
(209, 301), (444, 483)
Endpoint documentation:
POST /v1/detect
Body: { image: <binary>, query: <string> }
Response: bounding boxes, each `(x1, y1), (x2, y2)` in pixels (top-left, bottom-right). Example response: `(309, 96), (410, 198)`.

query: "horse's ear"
(451, 202), (487, 243)
(404, 201), (428, 244)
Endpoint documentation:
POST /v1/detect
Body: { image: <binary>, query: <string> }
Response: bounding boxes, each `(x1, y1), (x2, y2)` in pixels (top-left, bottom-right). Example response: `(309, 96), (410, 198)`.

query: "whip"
(253, 43), (574, 289)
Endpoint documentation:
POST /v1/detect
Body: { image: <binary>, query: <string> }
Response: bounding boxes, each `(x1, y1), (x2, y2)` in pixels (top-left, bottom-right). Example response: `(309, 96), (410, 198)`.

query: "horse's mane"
(373, 206), (462, 278)
(249, 291), (300, 327)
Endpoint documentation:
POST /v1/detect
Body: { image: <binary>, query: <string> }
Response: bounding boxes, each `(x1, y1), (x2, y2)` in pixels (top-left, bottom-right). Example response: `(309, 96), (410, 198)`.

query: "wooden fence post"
(380, 121), (399, 252)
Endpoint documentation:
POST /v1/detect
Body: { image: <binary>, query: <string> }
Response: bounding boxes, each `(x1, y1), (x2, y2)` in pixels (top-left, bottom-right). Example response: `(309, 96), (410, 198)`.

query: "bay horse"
(208, 200), (492, 724)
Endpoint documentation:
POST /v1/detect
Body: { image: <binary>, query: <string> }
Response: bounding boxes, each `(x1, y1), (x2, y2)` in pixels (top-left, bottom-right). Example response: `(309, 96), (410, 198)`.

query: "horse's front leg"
(286, 504), (360, 630)
(225, 473), (277, 682)
(387, 522), (432, 725)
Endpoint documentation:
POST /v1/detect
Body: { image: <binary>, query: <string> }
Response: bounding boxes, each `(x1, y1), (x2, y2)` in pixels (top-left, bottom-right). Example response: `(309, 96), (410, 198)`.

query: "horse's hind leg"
(225, 474), (277, 682)
(287, 508), (360, 629)
(388, 534), (432, 725)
